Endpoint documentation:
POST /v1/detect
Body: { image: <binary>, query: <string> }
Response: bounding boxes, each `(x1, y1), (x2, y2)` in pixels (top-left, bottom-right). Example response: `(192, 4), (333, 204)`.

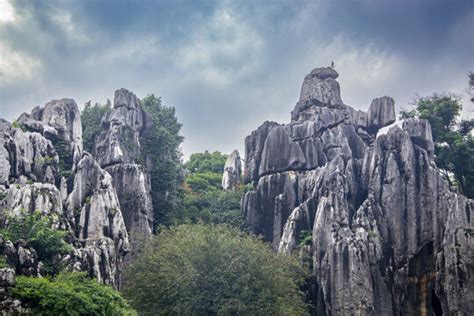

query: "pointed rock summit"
(222, 150), (242, 191)
(94, 88), (154, 236)
(299, 67), (343, 107)
(242, 66), (473, 315)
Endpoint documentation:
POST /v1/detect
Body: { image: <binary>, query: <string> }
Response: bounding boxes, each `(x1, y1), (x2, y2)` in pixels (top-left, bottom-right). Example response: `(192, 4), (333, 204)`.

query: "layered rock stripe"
(0, 88), (155, 303)
(242, 67), (473, 315)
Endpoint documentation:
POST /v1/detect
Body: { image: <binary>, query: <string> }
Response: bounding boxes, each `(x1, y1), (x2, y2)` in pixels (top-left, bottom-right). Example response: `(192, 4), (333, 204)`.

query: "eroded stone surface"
(242, 67), (473, 315)
(222, 150), (242, 191)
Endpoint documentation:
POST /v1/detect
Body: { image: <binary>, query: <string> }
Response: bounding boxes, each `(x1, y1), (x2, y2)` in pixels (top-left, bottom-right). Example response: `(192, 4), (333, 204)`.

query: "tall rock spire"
(222, 150), (242, 191)
(242, 66), (473, 315)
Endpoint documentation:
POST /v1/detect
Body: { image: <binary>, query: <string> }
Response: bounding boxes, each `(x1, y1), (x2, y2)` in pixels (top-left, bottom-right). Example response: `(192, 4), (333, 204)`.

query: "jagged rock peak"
(299, 66), (343, 106)
(16, 98), (83, 166)
(307, 67), (339, 80)
(114, 88), (140, 110)
(93, 88), (154, 238)
(367, 96), (396, 132)
(222, 150), (242, 191)
(242, 65), (474, 315)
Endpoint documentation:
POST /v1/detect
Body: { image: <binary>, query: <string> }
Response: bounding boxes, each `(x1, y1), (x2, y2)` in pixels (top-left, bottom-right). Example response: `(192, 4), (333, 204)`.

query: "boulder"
(298, 67), (343, 107)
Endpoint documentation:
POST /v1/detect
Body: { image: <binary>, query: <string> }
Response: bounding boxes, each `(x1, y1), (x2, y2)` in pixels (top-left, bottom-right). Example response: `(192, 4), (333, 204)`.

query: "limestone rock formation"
(242, 67), (473, 315)
(222, 150), (242, 191)
(16, 98), (83, 168)
(93, 88), (153, 236)
(0, 98), (130, 289)
(0, 268), (30, 315)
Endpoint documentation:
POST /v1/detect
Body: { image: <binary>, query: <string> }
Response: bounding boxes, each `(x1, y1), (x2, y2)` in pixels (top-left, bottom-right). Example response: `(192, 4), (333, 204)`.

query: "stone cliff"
(0, 88), (154, 296)
(242, 67), (473, 315)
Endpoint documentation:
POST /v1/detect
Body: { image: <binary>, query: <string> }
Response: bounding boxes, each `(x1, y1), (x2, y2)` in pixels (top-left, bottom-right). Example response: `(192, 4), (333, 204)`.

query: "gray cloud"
(1, 0), (473, 159)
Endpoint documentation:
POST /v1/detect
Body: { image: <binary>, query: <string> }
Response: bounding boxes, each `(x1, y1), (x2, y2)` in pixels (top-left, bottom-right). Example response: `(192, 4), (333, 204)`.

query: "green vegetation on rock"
(0, 211), (73, 270)
(400, 90), (474, 198)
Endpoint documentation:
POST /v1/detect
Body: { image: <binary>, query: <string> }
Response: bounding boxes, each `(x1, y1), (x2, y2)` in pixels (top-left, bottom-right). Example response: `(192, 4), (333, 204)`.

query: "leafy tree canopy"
(13, 272), (133, 316)
(184, 151), (227, 174)
(0, 211), (73, 271)
(80, 100), (111, 153)
(123, 224), (308, 316)
(140, 94), (184, 227)
(399, 89), (474, 198)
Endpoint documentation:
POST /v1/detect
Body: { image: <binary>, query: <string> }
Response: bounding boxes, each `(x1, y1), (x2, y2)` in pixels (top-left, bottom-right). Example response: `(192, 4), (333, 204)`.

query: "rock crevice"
(242, 67), (473, 315)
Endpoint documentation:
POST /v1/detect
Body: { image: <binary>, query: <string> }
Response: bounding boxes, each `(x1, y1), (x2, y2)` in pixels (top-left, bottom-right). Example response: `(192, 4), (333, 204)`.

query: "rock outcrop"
(0, 268), (29, 315)
(93, 88), (153, 237)
(16, 99), (83, 170)
(222, 150), (242, 191)
(0, 98), (130, 288)
(242, 67), (473, 315)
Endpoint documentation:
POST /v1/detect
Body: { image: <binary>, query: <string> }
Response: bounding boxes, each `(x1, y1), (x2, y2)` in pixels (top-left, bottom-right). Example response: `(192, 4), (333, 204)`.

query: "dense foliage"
(80, 100), (111, 153)
(169, 150), (247, 228)
(123, 224), (308, 315)
(0, 211), (73, 270)
(184, 151), (227, 173)
(400, 92), (474, 198)
(13, 272), (132, 316)
(140, 95), (184, 227)
(177, 187), (247, 228)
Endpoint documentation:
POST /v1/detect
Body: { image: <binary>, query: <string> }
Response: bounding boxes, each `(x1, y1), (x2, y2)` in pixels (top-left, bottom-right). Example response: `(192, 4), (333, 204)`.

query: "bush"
(123, 224), (309, 315)
(13, 272), (133, 315)
(185, 172), (223, 192)
(184, 151), (227, 174)
(0, 211), (73, 269)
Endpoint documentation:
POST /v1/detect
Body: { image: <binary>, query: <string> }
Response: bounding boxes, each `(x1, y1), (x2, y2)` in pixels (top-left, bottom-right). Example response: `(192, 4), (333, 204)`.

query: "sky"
(1, 0), (473, 160)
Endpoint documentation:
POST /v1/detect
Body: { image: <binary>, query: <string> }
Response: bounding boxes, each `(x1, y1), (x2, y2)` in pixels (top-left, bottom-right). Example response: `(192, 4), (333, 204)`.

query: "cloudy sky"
(1, 0), (473, 159)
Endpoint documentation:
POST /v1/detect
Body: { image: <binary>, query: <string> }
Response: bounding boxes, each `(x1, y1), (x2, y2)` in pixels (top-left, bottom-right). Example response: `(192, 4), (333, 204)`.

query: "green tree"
(81, 100), (111, 153)
(399, 92), (474, 198)
(184, 151), (227, 173)
(123, 224), (308, 316)
(140, 95), (184, 227)
(174, 151), (247, 228)
(13, 272), (133, 315)
(185, 171), (223, 192)
(0, 211), (73, 271)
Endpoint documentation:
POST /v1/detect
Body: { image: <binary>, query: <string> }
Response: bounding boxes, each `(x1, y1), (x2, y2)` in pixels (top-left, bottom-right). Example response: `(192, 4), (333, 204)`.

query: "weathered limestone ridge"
(242, 66), (473, 315)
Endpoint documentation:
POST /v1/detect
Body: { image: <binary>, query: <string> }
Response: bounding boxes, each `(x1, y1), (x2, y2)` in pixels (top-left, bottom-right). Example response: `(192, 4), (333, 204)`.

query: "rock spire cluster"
(242, 67), (473, 315)
(0, 88), (155, 310)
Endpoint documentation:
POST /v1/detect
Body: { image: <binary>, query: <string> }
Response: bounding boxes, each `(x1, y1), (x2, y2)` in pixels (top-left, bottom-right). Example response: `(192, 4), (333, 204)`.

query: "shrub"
(0, 211), (73, 269)
(81, 100), (111, 153)
(13, 272), (133, 315)
(123, 224), (309, 315)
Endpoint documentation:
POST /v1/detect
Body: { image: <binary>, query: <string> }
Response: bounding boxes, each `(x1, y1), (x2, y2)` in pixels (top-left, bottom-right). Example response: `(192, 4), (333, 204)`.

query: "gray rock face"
(105, 164), (153, 235)
(0, 268), (30, 315)
(242, 66), (473, 315)
(0, 120), (59, 185)
(222, 150), (242, 191)
(1, 96), (131, 289)
(17, 98), (83, 166)
(299, 67), (343, 107)
(94, 89), (149, 167)
(93, 88), (153, 237)
(367, 96), (396, 133)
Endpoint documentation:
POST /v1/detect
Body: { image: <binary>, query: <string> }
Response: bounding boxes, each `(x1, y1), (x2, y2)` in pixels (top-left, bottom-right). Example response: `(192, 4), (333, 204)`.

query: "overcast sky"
(1, 0), (473, 159)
